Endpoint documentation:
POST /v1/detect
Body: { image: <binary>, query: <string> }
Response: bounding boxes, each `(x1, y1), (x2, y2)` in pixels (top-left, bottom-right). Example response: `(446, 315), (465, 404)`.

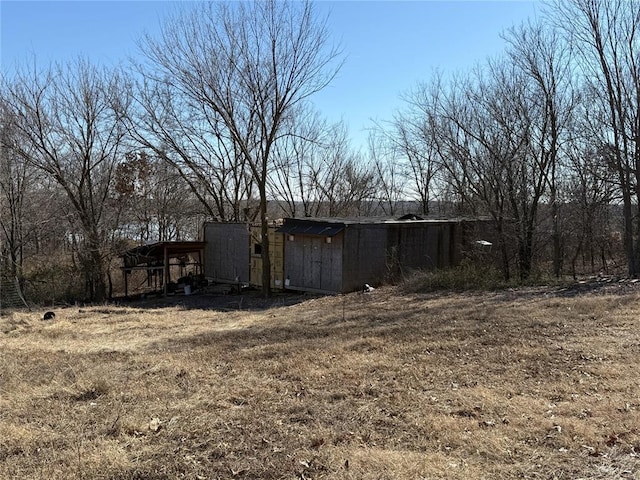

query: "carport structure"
(121, 241), (206, 297)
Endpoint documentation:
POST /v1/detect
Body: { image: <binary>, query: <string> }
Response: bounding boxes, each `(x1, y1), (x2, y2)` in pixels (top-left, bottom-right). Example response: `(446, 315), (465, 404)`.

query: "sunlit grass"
(1, 286), (639, 479)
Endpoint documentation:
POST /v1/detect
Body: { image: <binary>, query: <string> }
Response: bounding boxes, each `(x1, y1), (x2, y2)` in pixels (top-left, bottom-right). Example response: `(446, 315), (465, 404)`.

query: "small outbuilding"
(276, 216), (492, 294)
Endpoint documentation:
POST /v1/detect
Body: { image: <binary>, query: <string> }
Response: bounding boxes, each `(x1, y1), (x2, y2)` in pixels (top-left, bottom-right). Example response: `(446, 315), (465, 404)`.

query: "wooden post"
(163, 244), (169, 296)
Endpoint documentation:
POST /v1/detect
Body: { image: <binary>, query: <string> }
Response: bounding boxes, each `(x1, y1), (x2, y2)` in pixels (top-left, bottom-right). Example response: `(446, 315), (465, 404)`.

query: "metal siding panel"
(342, 225), (388, 292)
(425, 226), (438, 269)
(392, 224), (419, 271)
(374, 223), (457, 272)
(204, 223), (250, 283)
(440, 225), (451, 268)
(395, 223), (453, 270)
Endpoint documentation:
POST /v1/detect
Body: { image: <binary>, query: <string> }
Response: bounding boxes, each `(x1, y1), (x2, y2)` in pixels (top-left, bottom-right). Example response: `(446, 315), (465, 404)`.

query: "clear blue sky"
(1, 1), (540, 147)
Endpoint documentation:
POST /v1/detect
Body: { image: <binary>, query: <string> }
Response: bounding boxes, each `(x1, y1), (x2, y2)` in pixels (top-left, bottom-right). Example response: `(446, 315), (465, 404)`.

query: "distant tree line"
(0, 0), (638, 302)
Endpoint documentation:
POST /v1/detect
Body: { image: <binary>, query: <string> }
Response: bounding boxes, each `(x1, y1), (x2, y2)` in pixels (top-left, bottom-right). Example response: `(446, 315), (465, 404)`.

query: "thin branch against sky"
(1, 1), (540, 147)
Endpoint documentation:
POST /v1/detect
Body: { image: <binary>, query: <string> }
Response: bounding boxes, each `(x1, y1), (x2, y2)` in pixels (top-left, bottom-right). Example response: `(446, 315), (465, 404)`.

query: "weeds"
(402, 260), (508, 292)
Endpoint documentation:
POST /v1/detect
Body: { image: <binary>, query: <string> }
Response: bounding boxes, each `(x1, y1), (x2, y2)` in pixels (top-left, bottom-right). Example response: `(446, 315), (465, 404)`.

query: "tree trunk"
(259, 183), (271, 298)
(622, 193), (636, 276)
(551, 189), (563, 278)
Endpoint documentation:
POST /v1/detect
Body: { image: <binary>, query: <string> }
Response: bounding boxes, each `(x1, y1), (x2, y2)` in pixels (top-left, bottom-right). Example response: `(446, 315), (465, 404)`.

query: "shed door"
(297, 236), (342, 292)
(302, 237), (323, 290)
(320, 237), (342, 292)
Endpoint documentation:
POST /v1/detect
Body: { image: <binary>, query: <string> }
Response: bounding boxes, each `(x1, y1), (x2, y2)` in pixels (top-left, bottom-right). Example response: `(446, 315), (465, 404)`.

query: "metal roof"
(277, 215), (491, 230)
(276, 222), (345, 237)
(121, 241), (206, 268)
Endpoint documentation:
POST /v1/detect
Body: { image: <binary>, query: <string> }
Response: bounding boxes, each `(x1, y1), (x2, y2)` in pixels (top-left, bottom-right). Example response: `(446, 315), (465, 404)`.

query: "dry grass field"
(1, 283), (639, 479)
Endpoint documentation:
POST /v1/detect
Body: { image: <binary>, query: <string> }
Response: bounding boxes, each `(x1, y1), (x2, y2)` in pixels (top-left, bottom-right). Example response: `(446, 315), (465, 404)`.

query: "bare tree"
(304, 122), (378, 217)
(0, 96), (36, 279)
(115, 152), (205, 242)
(551, 0), (640, 275)
(136, 0), (342, 295)
(469, 62), (548, 280)
(565, 138), (617, 276)
(368, 128), (406, 216)
(390, 77), (447, 216)
(5, 58), (130, 301)
(127, 74), (255, 222)
(434, 61), (549, 281)
(270, 107), (344, 218)
(504, 21), (578, 277)
(270, 114), (379, 218)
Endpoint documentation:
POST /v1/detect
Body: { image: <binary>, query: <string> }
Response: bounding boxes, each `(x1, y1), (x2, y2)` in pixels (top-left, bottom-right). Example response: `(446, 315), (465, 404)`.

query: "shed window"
(254, 243), (263, 255)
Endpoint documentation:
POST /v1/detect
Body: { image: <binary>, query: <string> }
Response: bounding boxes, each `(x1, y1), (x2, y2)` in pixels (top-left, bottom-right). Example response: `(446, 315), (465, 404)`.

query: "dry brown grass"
(1, 286), (639, 479)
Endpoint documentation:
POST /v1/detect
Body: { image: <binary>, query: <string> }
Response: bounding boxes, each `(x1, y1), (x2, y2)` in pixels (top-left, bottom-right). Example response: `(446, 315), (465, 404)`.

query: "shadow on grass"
(115, 289), (319, 312)
(130, 279), (640, 359)
(155, 290), (560, 357)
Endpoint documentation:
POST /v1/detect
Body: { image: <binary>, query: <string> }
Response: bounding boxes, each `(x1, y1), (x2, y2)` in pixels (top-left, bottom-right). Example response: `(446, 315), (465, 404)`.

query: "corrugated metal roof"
(276, 215), (493, 238)
(121, 241), (206, 268)
(280, 216), (491, 226)
(276, 222), (345, 237)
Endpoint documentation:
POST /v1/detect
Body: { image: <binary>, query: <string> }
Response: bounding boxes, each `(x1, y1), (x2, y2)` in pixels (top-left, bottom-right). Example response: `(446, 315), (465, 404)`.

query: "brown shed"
(277, 216), (492, 293)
